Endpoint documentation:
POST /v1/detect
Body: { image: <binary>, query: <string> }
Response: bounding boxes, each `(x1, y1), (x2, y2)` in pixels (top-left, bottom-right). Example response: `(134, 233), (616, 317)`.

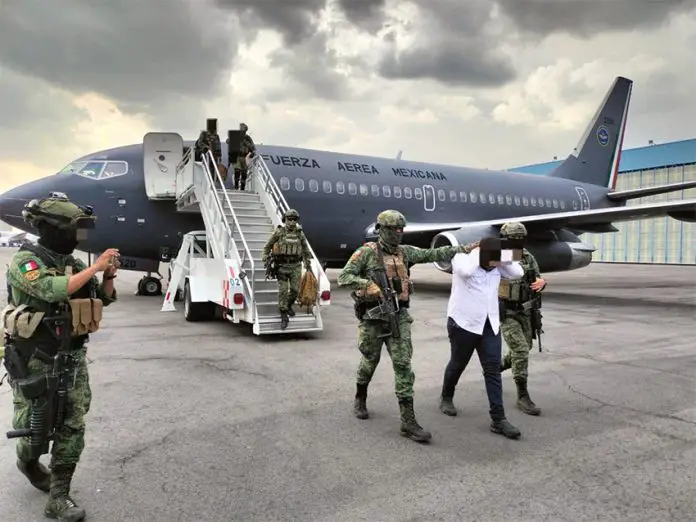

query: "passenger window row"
(278, 176), (569, 211)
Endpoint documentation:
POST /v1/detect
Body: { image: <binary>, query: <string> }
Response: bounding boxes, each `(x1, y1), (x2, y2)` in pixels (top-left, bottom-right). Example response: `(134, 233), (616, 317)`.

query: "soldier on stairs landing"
(233, 122), (256, 191)
(261, 209), (312, 330)
(337, 209), (480, 444)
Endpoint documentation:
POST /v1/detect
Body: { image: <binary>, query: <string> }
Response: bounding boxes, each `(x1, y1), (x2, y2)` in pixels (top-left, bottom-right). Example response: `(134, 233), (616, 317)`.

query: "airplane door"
(423, 184), (436, 212)
(142, 132), (184, 200)
(574, 186), (591, 210)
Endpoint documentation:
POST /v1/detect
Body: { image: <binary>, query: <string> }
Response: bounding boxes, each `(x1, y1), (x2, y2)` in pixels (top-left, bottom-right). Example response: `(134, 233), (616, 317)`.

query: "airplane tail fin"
(548, 76), (632, 190)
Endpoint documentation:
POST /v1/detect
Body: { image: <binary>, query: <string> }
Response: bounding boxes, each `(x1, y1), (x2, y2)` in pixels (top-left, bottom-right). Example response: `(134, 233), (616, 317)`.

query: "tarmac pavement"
(0, 250), (694, 521)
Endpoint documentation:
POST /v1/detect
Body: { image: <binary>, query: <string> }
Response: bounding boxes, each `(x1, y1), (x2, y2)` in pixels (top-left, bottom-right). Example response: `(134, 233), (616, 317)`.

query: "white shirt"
(446, 248), (524, 335)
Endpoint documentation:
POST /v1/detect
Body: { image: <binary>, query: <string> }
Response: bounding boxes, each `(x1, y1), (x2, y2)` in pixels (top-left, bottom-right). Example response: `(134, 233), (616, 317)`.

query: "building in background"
(508, 138), (696, 265)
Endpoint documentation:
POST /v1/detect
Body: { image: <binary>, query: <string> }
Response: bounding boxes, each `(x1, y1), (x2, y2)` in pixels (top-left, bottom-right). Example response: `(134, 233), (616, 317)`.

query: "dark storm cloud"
(337, 0), (388, 33)
(0, 0), (236, 108)
(377, 0), (517, 87)
(496, 0), (696, 37)
(214, 0), (326, 45)
(0, 67), (88, 164)
(268, 32), (350, 100)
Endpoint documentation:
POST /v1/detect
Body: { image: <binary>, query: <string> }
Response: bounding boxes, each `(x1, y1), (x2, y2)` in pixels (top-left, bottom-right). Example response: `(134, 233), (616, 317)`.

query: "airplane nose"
(0, 185), (32, 230)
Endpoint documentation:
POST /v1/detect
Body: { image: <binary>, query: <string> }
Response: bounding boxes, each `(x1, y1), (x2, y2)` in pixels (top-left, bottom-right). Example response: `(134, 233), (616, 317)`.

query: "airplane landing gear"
(137, 273), (163, 296)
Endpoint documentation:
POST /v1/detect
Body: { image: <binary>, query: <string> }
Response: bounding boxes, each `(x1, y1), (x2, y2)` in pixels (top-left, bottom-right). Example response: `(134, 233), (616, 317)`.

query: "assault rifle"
(5, 307), (72, 457)
(264, 256), (278, 280)
(363, 267), (400, 339)
(530, 294), (543, 352)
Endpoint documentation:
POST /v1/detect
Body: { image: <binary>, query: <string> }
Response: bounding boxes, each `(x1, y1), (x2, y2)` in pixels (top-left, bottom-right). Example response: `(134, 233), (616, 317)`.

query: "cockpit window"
(58, 160), (129, 180)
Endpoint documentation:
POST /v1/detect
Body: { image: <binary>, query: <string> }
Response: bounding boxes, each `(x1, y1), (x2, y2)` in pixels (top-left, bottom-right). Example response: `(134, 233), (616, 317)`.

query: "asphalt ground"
(1, 250), (694, 521)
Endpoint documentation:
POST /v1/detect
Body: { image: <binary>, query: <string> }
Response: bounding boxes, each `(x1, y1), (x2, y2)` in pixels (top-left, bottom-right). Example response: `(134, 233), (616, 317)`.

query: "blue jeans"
(441, 316), (506, 421)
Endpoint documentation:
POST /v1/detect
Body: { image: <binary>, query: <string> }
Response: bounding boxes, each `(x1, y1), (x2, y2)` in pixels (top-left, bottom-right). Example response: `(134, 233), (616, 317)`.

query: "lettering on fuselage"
(337, 161), (379, 174)
(261, 154), (320, 169)
(392, 167), (447, 181)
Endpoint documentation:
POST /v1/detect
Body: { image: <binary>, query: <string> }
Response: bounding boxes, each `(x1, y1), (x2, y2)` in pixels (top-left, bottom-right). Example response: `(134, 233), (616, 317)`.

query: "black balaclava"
(37, 222), (78, 255)
(378, 226), (403, 253)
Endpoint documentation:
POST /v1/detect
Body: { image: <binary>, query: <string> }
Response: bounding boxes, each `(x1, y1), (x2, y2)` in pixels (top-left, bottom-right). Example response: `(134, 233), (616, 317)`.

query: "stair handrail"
(197, 151), (256, 312)
(249, 154), (328, 297)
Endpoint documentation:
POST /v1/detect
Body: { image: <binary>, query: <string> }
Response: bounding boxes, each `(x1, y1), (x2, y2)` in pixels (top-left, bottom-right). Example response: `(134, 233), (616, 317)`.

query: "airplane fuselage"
(0, 141), (618, 272)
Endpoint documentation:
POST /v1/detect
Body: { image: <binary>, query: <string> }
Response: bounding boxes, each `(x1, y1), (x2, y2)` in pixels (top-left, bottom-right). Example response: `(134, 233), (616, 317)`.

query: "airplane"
(0, 230), (28, 247)
(0, 75), (694, 298)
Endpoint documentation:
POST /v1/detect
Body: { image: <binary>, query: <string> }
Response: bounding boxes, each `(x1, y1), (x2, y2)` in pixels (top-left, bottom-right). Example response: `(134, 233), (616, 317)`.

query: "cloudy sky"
(1, 0), (695, 194)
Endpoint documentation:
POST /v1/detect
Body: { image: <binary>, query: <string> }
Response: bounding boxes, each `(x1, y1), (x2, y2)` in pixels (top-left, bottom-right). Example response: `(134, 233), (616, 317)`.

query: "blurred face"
(285, 215), (298, 229)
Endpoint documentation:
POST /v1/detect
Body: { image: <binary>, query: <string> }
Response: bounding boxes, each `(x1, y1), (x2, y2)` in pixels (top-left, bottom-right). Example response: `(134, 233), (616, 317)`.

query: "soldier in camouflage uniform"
(261, 208), (312, 329)
(195, 119), (223, 187)
(232, 122), (256, 191)
(338, 209), (479, 443)
(498, 221), (546, 416)
(2, 193), (118, 521)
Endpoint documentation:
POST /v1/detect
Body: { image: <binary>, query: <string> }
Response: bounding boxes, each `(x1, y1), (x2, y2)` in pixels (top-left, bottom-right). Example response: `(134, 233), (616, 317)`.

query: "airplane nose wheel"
(137, 275), (163, 296)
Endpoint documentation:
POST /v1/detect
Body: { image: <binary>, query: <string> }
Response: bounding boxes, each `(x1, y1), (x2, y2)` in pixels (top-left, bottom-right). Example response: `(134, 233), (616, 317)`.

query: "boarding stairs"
(142, 132), (330, 335)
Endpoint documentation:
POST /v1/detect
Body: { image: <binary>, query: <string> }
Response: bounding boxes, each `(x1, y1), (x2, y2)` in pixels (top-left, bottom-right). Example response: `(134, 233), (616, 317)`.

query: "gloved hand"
(459, 240), (480, 253)
(365, 282), (382, 298)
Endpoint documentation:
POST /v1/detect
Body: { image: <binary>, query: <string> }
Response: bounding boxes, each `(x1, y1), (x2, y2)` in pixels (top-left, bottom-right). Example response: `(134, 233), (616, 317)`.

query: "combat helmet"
(376, 209), (406, 229)
(500, 221), (527, 238)
(282, 208), (300, 222)
(22, 192), (95, 231)
(240, 122), (248, 132)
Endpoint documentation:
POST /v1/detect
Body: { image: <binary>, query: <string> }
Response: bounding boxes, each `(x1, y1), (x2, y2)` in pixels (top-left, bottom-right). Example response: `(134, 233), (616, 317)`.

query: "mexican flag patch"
(20, 260), (39, 273)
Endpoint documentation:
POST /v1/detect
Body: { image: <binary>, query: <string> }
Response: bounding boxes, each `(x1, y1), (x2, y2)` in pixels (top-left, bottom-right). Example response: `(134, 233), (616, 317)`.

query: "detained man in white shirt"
(438, 236), (525, 439)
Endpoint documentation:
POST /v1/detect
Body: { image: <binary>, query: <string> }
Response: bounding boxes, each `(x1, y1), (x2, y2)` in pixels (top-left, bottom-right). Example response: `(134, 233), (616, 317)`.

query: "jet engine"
(430, 226), (594, 274)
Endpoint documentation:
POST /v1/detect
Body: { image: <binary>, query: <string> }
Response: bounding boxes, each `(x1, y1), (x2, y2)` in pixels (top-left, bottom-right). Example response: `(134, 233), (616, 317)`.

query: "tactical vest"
(272, 227), (304, 258)
(365, 242), (411, 302)
(241, 135), (253, 155)
(498, 251), (533, 302)
(4, 244), (103, 344)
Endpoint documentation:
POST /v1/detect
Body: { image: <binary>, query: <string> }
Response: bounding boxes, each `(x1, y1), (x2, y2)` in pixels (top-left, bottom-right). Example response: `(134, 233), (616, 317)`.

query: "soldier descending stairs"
(261, 208), (313, 330)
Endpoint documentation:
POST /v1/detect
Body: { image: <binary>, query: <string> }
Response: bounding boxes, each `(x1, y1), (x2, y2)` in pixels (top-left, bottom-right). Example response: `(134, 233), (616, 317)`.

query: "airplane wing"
(391, 197), (696, 236)
(606, 180), (696, 201)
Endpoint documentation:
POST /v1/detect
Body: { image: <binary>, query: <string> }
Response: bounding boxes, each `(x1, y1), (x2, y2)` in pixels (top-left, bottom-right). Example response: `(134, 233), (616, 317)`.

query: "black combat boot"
(515, 377), (541, 415)
(17, 458), (50, 492)
(398, 398), (431, 443)
(439, 396), (457, 416)
(354, 383), (369, 419)
(490, 418), (521, 439)
(44, 464), (86, 521)
(280, 311), (289, 330)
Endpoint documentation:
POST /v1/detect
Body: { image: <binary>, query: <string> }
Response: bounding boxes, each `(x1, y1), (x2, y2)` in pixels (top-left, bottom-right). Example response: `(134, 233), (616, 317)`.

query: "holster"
(69, 298), (103, 336)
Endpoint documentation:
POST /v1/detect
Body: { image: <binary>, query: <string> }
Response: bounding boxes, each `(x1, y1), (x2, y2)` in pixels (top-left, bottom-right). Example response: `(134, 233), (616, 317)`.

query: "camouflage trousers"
(356, 310), (415, 400)
(501, 311), (533, 380)
(276, 263), (302, 312)
(11, 348), (91, 466)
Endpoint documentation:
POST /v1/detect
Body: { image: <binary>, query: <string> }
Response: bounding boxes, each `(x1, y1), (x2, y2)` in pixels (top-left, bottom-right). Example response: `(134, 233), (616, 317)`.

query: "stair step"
(236, 225), (274, 235)
(236, 218), (273, 227)
(217, 191), (260, 201)
(233, 231), (272, 242)
(256, 314), (321, 334)
(223, 208), (267, 217)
